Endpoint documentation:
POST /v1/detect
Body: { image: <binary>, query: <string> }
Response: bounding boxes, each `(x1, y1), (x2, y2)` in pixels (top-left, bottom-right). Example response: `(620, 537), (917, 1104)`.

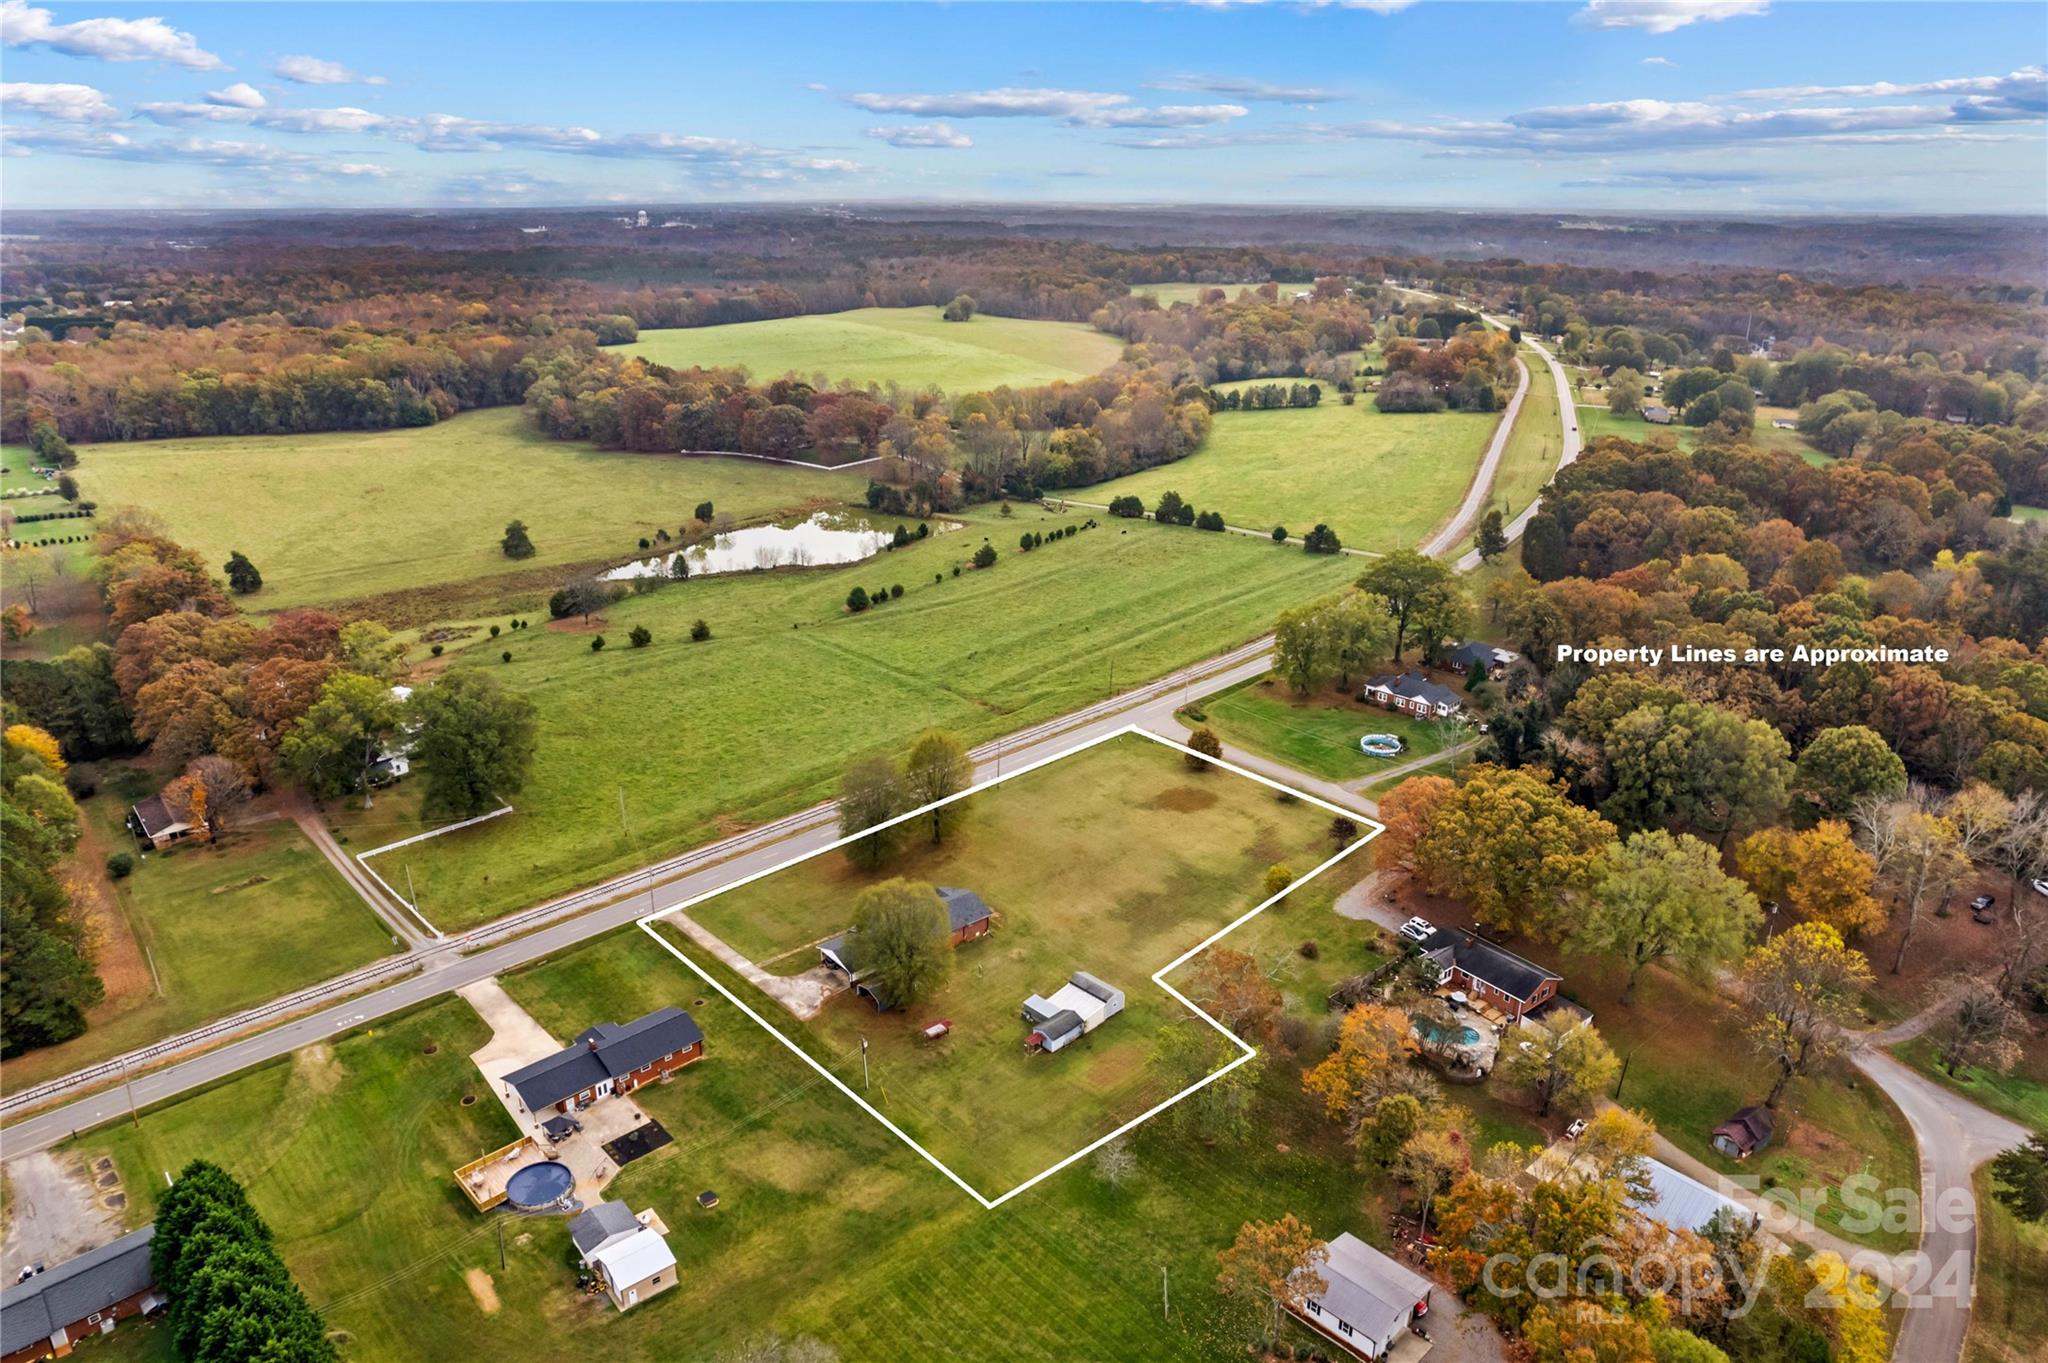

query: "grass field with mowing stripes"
(323, 512), (1354, 928)
(621, 308), (1126, 391)
(1077, 398), (1497, 554)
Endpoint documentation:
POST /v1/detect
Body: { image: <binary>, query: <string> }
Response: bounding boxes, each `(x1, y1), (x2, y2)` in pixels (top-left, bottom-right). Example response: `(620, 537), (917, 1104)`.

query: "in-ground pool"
(1416, 1020), (1482, 1047)
(503, 1160), (575, 1210)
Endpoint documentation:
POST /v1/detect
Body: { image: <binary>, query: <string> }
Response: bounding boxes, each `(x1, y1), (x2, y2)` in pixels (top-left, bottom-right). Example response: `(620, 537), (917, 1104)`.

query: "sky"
(1, 0), (2044, 214)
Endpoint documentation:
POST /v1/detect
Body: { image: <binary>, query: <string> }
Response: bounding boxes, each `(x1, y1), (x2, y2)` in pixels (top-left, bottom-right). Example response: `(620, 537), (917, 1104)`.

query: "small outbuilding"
(1641, 404), (1673, 424)
(1444, 640), (1521, 678)
(818, 885), (994, 1011)
(1711, 1105), (1775, 1159)
(1022, 972), (1124, 1053)
(569, 1201), (676, 1313)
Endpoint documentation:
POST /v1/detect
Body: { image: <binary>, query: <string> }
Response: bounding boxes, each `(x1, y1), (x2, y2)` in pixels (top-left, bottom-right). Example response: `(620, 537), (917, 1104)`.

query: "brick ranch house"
(1, 1226), (162, 1363)
(503, 1006), (703, 1118)
(1415, 928), (1563, 1021)
(1359, 672), (1464, 720)
(125, 793), (197, 851)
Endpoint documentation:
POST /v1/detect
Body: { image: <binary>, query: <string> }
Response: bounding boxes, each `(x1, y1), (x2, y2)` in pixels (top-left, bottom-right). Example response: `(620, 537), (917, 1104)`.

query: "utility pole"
(1161, 1265), (1169, 1320)
(404, 863), (420, 914)
(119, 1054), (138, 1126)
(860, 1036), (870, 1091)
(497, 1220), (506, 1271)
(617, 786), (629, 838)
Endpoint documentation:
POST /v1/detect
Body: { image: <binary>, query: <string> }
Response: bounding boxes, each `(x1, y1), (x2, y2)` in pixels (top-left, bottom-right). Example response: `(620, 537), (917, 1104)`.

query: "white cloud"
(865, 122), (974, 149)
(0, 0), (223, 69)
(849, 87), (1132, 120)
(332, 162), (391, 177)
(848, 86), (1246, 129)
(1573, 0), (1768, 34)
(273, 54), (386, 86)
(1148, 74), (1345, 104)
(1738, 65), (2046, 108)
(205, 82), (265, 108)
(1641, 56), (1675, 67)
(0, 80), (117, 121)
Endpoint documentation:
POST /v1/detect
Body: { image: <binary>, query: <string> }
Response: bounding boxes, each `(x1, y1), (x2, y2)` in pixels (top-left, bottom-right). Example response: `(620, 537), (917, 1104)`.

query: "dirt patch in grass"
(211, 874), (272, 894)
(1143, 786), (1218, 814)
(748, 1138), (833, 1194)
(463, 1267), (501, 1315)
(1083, 1044), (1147, 1090)
(294, 1043), (344, 1096)
(69, 808), (155, 1014)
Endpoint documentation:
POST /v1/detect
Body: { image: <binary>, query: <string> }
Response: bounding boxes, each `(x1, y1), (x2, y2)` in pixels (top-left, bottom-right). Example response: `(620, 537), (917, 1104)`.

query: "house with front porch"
(1359, 673), (1464, 720)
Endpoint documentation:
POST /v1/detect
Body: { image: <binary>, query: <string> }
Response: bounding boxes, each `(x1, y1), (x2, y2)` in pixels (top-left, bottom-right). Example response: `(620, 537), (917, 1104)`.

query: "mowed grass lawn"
(1, 802), (396, 1096)
(1078, 398), (1497, 554)
(327, 511), (1354, 928)
(1470, 347), (1563, 548)
(1194, 676), (1468, 783)
(1889, 1032), (2048, 1132)
(76, 926), (1393, 1363)
(1575, 403), (1814, 459)
(76, 407), (862, 608)
(681, 733), (1347, 1193)
(621, 307), (1126, 391)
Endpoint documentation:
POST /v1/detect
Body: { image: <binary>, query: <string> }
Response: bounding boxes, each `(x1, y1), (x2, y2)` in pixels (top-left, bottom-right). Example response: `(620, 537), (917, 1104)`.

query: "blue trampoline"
(504, 1161), (574, 1210)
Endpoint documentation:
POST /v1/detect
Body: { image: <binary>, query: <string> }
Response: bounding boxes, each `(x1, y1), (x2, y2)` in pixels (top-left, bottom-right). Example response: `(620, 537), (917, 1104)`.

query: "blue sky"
(2, 1), (2043, 213)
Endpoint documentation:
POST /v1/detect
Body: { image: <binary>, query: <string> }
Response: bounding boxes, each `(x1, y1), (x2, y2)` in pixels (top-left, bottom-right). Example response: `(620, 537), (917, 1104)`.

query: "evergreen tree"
(223, 550), (263, 595)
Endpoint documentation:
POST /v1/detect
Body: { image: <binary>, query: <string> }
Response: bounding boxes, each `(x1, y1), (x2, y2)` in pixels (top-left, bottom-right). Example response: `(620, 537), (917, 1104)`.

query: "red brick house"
(1, 1226), (162, 1362)
(819, 885), (994, 1011)
(503, 1007), (703, 1117)
(1415, 929), (1562, 1021)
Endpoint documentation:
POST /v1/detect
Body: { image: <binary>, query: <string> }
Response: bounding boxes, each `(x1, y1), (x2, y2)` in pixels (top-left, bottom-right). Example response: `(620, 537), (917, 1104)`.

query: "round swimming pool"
(504, 1161), (574, 1209)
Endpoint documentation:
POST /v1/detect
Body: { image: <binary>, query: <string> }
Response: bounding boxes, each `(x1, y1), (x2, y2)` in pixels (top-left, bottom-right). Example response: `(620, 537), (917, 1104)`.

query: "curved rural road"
(1417, 352), (1531, 560)
(1851, 1044), (2028, 1363)
(1453, 331), (1580, 571)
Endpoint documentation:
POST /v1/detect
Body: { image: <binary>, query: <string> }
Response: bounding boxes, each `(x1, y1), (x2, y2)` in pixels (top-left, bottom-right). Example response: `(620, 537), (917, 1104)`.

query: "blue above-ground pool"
(504, 1160), (575, 1210)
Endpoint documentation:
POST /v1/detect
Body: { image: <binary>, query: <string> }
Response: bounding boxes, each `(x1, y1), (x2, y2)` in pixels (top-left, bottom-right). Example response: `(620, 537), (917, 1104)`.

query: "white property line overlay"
(635, 723), (1383, 1211)
(355, 804), (514, 940)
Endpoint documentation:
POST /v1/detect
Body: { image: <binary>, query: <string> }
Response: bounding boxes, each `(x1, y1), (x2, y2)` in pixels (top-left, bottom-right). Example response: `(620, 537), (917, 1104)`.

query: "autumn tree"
(1215, 1215), (1327, 1346)
(1500, 1012), (1620, 1117)
(1579, 829), (1759, 1004)
(846, 879), (950, 1008)
(901, 728), (972, 844)
(1739, 922), (1872, 1107)
(1302, 1002), (1413, 1125)
(409, 672), (538, 820)
(1933, 975), (2024, 1076)
(1395, 1126), (1470, 1237)
(1414, 765), (1615, 938)
(165, 755), (252, 838)
(1732, 824), (1882, 942)
(838, 754), (905, 871)
(1795, 725), (1907, 819)
(1191, 947), (1283, 1043)
(1184, 725), (1222, 771)
(1374, 773), (1454, 875)
(1854, 791), (1970, 973)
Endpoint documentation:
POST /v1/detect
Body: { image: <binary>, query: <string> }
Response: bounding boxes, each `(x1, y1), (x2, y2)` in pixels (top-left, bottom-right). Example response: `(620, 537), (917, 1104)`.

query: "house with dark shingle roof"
(1415, 928), (1562, 1021)
(0, 1226), (161, 1363)
(502, 1007), (703, 1117)
(125, 793), (195, 851)
(818, 885), (994, 1012)
(1360, 672), (1464, 719)
(1445, 641), (1520, 677)
(1712, 1105), (1775, 1159)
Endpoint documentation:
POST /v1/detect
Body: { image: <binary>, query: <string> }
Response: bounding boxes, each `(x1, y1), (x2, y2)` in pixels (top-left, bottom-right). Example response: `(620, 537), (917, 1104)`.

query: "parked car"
(1565, 1118), (1588, 1140)
(1970, 894), (1996, 923)
(2032, 878), (2048, 898)
(1398, 916), (1436, 943)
